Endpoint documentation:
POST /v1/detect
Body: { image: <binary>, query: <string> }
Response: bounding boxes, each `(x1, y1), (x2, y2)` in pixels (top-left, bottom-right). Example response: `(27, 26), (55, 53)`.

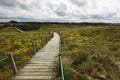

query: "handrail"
(59, 38), (65, 80)
(0, 56), (8, 62)
(14, 27), (24, 33)
(0, 54), (18, 74)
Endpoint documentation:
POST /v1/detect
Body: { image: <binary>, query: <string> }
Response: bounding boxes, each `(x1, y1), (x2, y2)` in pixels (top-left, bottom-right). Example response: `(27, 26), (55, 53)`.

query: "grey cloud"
(42, 18), (71, 22)
(16, 1), (38, 11)
(0, 16), (11, 19)
(17, 3), (29, 10)
(90, 13), (116, 20)
(55, 11), (66, 16)
(0, 0), (120, 23)
(70, 0), (87, 7)
(0, 16), (31, 20)
(80, 15), (89, 19)
(0, 0), (17, 7)
(53, 3), (67, 16)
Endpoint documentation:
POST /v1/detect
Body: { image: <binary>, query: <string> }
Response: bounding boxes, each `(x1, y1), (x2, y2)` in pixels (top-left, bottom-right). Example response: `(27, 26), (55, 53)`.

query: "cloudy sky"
(0, 0), (120, 23)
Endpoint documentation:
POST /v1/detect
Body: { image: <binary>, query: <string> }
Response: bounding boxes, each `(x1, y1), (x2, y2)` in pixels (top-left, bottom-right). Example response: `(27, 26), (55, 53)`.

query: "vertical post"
(8, 54), (18, 74)
(46, 37), (48, 43)
(32, 41), (36, 54)
(41, 38), (43, 47)
(45, 37), (47, 43)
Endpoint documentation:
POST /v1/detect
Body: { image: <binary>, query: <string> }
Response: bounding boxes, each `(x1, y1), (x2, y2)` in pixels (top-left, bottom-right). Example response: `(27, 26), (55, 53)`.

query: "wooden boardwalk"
(12, 32), (60, 80)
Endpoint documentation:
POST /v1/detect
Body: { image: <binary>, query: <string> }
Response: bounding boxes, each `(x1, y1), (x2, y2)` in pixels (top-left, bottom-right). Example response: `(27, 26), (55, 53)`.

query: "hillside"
(0, 25), (120, 80)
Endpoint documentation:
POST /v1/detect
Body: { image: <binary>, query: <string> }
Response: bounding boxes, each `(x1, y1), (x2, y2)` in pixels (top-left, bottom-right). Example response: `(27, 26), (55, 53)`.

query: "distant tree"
(16, 23), (40, 31)
(9, 20), (19, 27)
(9, 20), (18, 24)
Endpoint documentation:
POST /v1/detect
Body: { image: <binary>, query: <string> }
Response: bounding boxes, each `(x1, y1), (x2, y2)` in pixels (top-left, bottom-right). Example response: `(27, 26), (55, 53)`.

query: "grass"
(0, 25), (120, 80)
(59, 26), (120, 80)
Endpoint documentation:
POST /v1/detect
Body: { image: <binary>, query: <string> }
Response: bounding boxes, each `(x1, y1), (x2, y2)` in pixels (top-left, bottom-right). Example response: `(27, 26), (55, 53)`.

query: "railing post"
(8, 54), (18, 74)
(42, 39), (44, 47)
(0, 56), (8, 62)
(32, 41), (36, 54)
(46, 36), (48, 43)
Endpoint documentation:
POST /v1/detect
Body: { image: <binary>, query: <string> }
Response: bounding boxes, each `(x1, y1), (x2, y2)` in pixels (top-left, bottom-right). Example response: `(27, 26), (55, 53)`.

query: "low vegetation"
(0, 24), (119, 80)
(0, 27), (52, 80)
(59, 26), (120, 80)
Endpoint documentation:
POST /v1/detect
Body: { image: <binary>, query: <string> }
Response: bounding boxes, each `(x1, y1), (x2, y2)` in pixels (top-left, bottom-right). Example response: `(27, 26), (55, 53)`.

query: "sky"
(0, 0), (120, 23)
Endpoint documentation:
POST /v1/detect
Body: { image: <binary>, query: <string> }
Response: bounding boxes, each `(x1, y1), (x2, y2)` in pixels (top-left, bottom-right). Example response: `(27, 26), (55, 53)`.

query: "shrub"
(17, 23), (40, 31)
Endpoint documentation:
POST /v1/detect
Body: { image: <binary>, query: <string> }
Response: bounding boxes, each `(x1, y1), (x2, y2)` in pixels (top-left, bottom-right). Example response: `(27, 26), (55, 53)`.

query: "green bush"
(17, 23), (40, 31)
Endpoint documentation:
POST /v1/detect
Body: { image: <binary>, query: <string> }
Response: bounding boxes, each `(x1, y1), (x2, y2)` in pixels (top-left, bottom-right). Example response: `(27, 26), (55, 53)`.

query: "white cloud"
(0, 0), (120, 23)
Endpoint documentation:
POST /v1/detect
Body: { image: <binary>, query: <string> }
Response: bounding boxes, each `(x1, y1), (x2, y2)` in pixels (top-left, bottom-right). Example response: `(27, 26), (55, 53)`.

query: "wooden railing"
(0, 54), (18, 74)
(58, 37), (65, 80)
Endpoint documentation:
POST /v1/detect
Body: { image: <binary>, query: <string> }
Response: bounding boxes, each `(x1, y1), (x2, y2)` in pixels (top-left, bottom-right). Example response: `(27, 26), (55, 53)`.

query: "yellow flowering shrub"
(0, 25), (120, 80)
(0, 27), (52, 79)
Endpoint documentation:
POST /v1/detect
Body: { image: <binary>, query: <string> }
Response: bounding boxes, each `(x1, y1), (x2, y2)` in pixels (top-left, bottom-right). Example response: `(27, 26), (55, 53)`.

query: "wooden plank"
(13, 75), (53, 80)
(18, 72), (56, 76)
(24, 66), (54, 68)
(20, 68), (53, 72)
(12, 33), (60, 80)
